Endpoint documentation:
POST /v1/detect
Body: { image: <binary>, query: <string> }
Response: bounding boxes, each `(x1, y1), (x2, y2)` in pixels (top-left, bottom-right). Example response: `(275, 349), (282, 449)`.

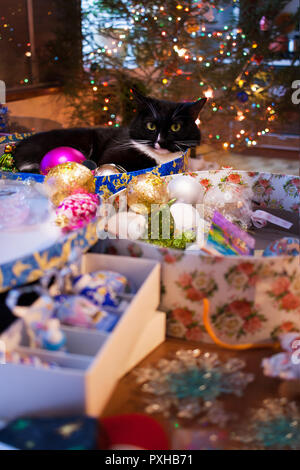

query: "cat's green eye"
(147, 122), (156, 131)
(171, 123), (181, 132)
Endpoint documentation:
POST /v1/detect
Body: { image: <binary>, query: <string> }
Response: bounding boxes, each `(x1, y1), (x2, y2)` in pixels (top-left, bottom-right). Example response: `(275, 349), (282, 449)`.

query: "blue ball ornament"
(237, 91), (249, 102)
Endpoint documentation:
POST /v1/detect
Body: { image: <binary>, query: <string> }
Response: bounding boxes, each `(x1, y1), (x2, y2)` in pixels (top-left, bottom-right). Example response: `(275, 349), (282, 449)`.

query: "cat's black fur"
(13, 89), (206, 173)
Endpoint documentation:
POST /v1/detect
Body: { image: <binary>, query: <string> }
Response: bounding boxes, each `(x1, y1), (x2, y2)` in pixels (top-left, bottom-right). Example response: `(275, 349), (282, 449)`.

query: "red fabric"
(100, 413), (169, 450)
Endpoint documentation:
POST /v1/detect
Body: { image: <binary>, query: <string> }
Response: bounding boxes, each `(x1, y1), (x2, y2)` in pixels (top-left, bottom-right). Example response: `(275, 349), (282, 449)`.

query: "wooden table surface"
(102, 338), (298, 449)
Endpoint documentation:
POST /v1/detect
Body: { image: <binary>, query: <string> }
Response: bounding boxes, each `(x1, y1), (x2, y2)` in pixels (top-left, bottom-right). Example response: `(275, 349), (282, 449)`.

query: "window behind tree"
(0, 0), (82, 89)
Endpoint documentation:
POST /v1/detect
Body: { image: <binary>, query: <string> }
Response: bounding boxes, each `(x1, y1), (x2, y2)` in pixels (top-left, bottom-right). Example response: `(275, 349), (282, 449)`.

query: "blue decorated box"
(0, 133), (186, 198)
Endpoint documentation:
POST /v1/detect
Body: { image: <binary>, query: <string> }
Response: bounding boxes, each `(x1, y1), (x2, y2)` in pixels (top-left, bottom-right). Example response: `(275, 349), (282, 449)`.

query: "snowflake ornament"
(135, 349), (254, 426)
(232, 398), (300, 449)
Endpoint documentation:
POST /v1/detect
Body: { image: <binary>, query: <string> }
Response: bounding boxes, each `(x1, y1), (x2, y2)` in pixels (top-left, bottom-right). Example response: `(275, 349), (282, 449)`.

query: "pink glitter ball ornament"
(40, 146), (86, 175)
(55, 192), (99, 231)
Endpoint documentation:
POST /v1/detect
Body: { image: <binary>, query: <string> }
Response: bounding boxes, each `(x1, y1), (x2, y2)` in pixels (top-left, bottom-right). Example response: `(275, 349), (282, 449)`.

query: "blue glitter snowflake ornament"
(232, 398), (300, 449)
(135, 349), (253, 426)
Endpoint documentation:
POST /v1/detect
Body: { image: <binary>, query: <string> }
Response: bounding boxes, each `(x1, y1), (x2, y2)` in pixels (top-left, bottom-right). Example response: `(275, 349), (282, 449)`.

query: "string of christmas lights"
(79, 0), (297, 142)
(2, 1), (295, 142)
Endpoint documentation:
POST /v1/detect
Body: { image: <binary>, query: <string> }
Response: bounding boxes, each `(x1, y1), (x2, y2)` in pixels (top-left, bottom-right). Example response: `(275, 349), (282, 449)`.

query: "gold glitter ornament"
(44, 162), (95, 206)
(127, 174), (170, 214)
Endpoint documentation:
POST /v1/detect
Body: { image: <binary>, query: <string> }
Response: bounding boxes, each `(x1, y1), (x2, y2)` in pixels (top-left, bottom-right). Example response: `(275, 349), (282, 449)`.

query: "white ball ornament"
(170, 202), (205, 235)
(104, 211), (147, 240)
(168, 175), (205, 204)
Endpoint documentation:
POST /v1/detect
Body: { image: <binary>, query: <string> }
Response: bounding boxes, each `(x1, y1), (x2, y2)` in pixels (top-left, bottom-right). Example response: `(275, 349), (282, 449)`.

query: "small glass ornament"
(34, 318), (66, 352)
(0, 179), (51, 230)
(95, 163), (126, 176)
(0, 191), (30, 230)
(203, 183), (253, 231)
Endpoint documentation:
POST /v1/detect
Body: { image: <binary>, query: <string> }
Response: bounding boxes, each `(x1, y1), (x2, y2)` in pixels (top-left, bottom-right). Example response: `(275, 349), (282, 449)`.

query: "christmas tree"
(62, 0), (299, 150)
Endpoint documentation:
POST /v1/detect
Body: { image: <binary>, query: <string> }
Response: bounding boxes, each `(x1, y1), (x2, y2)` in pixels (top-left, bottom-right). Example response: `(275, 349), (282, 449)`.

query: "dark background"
(0, 0), (82, 89)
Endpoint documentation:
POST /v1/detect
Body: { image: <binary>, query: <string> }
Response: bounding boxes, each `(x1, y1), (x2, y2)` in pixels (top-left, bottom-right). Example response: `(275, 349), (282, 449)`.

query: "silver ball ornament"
(168, 175), (205, 204)
(95, 164), (127, 176)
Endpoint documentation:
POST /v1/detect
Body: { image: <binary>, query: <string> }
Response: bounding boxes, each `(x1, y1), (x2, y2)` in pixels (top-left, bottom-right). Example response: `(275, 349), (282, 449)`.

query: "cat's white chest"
(131, 140), (181, 165)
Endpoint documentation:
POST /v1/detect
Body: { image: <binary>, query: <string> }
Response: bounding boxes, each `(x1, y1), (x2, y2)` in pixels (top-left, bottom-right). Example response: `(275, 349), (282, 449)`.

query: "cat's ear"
(131, 87), (150, 107)
(187, 98), (207, 121)
(131, 87), (158, 119)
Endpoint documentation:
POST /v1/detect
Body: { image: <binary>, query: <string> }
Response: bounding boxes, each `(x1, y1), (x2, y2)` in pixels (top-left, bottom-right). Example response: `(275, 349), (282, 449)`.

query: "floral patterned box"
(97, 170), (300, 345)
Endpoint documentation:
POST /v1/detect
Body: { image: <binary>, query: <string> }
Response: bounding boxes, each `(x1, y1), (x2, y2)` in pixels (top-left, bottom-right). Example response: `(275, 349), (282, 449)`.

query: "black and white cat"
(14, 89), (207, 173)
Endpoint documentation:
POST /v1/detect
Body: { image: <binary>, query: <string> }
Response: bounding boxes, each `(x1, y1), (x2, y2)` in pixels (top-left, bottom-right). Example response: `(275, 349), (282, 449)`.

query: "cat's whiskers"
(175, 144), (183, 149)
(106, 142), (136, 152)
(111, 138), (131, 145)
(174, 140), (199, 145)
(133, 140), (152, 145)
(109, 138), (152, 151)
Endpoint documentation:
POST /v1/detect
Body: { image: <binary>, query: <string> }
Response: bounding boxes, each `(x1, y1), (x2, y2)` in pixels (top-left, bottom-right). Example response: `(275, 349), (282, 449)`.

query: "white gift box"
(0, 254), (165, 421)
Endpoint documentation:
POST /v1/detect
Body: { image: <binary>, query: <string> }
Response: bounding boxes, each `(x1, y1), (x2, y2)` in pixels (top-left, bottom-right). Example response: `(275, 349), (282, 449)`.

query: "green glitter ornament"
(147, 201), (175, 240)
(0, 144), (18, 172)
(142, 201), (196, 250)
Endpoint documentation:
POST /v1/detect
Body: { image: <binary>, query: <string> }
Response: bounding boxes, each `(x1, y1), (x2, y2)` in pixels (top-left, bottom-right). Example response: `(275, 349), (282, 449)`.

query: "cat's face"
(129, 89), (206, 164)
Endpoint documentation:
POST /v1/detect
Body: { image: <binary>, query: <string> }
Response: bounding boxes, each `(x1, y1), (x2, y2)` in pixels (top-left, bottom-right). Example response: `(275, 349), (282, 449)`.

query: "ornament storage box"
(0, 253), (164, 421)
(98, 170), (300, 345)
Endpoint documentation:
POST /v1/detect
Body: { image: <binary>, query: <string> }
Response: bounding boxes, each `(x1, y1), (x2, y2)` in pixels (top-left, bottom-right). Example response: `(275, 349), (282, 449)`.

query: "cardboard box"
(0, 254), (164, 420)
